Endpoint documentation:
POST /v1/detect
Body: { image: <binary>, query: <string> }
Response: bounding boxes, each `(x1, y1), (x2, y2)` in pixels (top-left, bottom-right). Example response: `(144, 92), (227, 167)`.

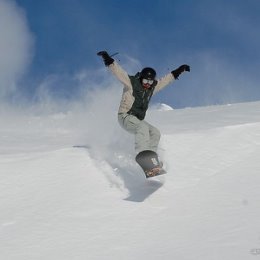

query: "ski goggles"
(142, 78), (154, 85)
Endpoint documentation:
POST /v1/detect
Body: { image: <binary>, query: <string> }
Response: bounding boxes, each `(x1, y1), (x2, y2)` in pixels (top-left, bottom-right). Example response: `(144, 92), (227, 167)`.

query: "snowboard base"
(135, 150), (167, 178)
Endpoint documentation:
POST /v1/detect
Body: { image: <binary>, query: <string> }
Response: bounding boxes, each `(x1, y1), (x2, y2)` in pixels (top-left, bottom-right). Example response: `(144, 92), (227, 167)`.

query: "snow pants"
(118, 113), (161, 154)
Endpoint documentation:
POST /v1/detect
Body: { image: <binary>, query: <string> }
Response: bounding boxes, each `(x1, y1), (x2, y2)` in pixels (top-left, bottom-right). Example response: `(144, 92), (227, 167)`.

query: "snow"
(151, 103), (174, 111)
(1, 100), (260, 259)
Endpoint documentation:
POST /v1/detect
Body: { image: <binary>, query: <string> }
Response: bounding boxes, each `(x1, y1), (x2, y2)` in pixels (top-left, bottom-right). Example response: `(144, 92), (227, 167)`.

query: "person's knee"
(137, 121), (149, 135)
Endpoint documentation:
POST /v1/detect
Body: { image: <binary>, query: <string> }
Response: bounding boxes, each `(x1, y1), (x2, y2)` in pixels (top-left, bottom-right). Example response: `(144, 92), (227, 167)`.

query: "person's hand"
(97, 51), (114, 66)
(171, 64), (190, 79)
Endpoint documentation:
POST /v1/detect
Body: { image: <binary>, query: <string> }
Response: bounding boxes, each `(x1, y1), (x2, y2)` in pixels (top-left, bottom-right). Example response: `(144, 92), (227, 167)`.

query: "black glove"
(171, 64), (190, 79)
(97, 51), (114, 66)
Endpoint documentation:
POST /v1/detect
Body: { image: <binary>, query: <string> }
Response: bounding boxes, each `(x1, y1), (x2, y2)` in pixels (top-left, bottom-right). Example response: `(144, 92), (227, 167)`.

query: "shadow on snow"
(74, 145), (164, 202)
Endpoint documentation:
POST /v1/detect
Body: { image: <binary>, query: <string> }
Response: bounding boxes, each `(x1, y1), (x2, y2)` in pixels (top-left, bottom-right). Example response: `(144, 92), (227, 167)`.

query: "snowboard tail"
(135, 150), (166, 178)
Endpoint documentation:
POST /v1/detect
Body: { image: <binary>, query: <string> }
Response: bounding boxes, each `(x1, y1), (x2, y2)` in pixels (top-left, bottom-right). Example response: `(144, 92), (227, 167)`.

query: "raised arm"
(97, 51), (131, 88)
(154, 73), (175, 93)
(154, 64), (190, 93)
(108, 62), (132, 87)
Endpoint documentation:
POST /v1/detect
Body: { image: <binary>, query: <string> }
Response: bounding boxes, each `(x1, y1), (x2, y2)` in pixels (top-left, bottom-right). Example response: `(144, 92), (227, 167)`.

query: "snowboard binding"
(135, 150), (166, 178)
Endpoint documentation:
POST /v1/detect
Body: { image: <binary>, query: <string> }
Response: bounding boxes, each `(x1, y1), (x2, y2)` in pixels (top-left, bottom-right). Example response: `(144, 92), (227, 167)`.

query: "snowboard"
(135, 150), (167, 178)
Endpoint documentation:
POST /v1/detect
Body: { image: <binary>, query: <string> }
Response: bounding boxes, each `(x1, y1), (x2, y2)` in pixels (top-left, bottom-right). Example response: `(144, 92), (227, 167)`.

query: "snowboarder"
(97, 51), (190, 177)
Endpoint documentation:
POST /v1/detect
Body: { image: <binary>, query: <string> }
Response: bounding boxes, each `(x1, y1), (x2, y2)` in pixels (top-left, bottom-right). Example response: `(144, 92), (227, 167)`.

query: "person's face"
(142, 78), (154, 88)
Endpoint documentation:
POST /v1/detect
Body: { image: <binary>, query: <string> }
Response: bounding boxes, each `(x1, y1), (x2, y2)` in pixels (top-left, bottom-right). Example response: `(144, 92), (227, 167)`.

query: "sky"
(1, 0), (260, 108)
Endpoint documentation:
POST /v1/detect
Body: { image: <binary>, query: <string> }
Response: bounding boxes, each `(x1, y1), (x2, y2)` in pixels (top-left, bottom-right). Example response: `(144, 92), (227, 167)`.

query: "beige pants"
(118, 113), (161, 154)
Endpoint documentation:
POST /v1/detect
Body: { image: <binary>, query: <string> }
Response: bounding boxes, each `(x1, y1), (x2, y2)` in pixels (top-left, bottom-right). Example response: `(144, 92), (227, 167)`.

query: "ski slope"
(1, 101), (260, 260)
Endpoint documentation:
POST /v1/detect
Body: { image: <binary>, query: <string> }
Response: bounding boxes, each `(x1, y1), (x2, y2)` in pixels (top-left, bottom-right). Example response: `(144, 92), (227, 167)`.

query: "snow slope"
(1, 101), (260, 260)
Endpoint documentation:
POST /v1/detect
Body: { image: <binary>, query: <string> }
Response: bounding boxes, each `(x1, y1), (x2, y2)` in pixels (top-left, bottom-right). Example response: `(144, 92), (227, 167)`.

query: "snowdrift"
(1, 101), (260, 260)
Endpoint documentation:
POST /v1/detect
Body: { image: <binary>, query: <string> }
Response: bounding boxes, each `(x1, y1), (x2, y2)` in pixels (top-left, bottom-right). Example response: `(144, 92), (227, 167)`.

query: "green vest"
(128, 75), (156, 120)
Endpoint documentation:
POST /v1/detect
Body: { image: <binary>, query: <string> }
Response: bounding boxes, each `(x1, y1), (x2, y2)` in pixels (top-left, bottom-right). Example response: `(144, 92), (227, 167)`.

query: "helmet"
(140, 67), (156, 80)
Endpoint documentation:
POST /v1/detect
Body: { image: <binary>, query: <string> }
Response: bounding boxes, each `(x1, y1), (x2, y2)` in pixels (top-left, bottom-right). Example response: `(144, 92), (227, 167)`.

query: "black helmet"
(140, 67), (156, 80)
